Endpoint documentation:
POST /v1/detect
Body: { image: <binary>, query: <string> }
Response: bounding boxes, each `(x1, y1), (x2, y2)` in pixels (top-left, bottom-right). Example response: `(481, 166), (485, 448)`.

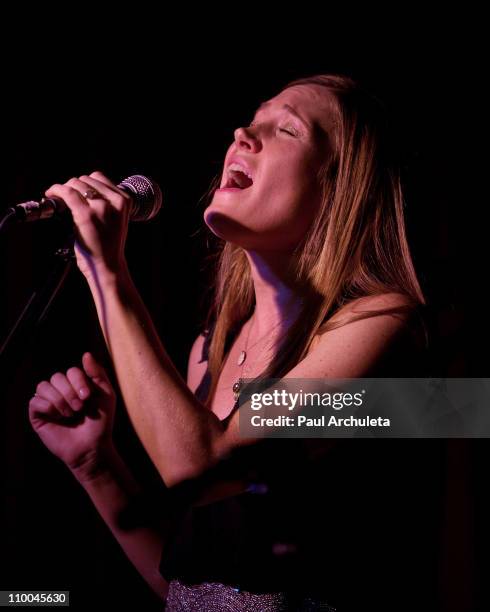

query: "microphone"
(4, 175), (162, 224)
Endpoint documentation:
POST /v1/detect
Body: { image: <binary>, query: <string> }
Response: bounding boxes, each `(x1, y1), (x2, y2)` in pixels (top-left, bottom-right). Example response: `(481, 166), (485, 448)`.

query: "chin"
(203, 208), (261, 249)
(205, 208), (240, 237)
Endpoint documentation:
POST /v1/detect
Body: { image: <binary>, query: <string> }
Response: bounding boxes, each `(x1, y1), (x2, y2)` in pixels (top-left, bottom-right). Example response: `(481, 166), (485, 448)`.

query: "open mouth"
(220, 163), (254, 191)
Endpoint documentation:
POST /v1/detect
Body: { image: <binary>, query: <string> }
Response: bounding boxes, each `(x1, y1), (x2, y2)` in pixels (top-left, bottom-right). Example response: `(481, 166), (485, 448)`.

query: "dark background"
(0, 17), (487, 612)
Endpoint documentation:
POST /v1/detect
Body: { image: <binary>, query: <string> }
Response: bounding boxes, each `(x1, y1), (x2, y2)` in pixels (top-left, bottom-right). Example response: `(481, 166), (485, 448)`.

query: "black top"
(159, 308), (444, 609)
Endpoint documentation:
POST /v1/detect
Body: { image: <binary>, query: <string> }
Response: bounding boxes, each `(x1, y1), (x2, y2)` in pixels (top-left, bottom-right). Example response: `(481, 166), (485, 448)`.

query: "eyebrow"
(255, 101), (312, 130)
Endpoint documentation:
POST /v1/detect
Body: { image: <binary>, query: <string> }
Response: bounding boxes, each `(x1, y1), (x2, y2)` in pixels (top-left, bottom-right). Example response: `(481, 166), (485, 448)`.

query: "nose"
(233, 126), (261, 153)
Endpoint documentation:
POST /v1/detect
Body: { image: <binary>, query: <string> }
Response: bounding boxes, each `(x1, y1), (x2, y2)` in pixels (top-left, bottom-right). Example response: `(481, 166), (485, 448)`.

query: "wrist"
(69, 444), (119, 485)
(85, 260), (131, 292)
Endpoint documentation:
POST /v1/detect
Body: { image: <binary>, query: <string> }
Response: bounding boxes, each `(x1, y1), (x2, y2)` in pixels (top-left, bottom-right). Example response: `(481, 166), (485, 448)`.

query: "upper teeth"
(228, 162), (252, 179)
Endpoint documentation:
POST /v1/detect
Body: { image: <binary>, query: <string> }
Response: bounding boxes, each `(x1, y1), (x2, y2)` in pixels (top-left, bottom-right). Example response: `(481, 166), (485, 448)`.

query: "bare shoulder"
(307, 292), (416, 354)
(187, 331), (208, 394)
(216, 293), (420, 456)
(331, 292), (424, 346)
(291, 291), (417, 378)
(332, 292), (414, 318)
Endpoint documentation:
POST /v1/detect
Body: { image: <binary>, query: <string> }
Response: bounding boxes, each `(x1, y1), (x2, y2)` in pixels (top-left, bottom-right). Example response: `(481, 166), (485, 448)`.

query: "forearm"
(71, 445), (168, 600)
(86, 264), (225, 486)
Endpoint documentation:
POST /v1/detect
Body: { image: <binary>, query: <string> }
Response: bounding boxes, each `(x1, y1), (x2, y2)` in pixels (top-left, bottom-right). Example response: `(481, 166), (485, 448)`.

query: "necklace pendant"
(237, 350), (247, 366)
(233, 379), (242, 401)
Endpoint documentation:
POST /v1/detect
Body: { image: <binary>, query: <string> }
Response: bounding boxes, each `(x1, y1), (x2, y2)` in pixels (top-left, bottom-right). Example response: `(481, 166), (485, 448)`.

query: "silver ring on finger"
(83, 188), (101, 200)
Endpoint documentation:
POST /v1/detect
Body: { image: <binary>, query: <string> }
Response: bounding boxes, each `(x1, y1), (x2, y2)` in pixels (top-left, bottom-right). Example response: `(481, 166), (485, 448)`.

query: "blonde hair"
(199, 74), (426, 407)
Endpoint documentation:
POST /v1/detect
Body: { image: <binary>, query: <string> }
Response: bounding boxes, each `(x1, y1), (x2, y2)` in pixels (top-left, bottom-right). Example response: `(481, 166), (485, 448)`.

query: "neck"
(244, 248), (304, 339)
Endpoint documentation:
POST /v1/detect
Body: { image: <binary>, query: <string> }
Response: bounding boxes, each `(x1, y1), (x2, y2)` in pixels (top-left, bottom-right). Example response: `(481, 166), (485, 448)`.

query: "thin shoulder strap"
(194, 323), (215, 403)
(194, 319), (242, 420)
(198, 322), (215, 364)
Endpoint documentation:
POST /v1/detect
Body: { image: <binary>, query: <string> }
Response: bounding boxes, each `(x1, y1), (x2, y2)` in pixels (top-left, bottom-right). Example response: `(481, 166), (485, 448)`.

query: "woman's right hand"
(28, 352), (116, 478)
(44, 171), (131, 283)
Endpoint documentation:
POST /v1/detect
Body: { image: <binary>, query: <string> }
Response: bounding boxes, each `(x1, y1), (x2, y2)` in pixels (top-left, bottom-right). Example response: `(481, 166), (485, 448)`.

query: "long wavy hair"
(199, 74), (426, 407)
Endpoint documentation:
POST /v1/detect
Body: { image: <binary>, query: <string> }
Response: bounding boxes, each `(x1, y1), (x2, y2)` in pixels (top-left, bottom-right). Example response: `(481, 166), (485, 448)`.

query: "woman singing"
(28, 74), (428, 610)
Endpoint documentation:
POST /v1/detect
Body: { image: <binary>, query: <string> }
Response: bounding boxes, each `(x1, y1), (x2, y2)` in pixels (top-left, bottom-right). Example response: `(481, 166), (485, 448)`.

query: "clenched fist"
(29, 352), (116, 476)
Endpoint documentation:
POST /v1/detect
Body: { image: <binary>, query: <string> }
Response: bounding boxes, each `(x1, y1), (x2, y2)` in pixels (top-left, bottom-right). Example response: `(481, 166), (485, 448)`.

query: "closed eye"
(279, 127), (299, 137)
(249, 120), (300, 138)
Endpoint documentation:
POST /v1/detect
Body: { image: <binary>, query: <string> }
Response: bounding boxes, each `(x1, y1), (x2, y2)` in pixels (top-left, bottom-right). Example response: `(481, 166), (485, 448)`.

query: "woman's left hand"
(45, 171), (131, 281)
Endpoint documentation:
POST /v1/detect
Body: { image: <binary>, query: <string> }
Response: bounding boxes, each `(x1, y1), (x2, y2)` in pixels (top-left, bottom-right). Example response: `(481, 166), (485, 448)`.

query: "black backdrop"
(0, 20), (487, 612)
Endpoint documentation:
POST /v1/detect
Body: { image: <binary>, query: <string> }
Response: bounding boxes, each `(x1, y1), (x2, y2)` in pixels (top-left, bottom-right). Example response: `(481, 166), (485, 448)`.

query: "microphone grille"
(118, 175), (162, 222)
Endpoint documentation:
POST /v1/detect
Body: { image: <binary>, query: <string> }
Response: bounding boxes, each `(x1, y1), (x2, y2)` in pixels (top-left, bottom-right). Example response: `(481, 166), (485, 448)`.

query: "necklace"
(232, 311), (283, 402)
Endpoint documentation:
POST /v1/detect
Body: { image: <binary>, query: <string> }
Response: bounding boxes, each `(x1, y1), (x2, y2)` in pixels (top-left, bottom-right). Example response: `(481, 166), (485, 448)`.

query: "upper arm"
(280, 292), (414, 379)
(216, 293), (415, 454)
(187, 332), (208, 394)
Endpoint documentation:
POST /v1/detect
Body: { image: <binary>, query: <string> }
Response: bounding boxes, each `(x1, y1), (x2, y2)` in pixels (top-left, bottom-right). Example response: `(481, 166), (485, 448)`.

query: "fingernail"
(71, 398), (83, 411)
(79, 387), (90, 399)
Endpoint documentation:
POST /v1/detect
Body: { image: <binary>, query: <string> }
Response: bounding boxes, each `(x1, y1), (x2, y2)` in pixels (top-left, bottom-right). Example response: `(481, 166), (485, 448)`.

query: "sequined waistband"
(164, 579), (336, 611)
